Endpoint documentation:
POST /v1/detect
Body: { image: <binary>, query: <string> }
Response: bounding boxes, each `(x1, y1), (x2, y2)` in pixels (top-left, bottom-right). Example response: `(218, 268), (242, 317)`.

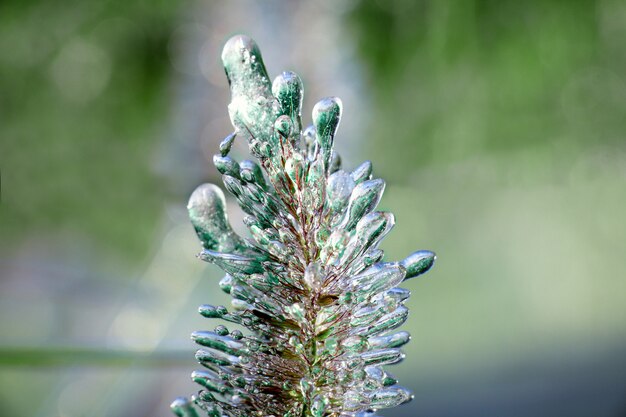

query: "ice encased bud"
(187, 183), (242, 253)
(221, 35), (279, 146)
(401, 250), (436, 280)
(312, 97), (342, 168)
(272, 71), (303, 132)
(178, 34), (436, 417)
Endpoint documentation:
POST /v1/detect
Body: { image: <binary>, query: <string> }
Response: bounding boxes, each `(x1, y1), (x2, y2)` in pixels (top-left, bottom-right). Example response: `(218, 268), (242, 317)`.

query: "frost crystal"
(172, 35), (435, 417)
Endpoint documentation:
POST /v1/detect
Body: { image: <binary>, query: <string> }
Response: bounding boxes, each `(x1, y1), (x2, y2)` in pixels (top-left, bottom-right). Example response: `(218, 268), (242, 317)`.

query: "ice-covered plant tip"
(171, 35), (435, 417)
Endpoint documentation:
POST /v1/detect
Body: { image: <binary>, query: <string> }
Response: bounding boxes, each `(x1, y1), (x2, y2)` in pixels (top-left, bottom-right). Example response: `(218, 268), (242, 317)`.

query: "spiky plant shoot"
(172, 35), (435, 417)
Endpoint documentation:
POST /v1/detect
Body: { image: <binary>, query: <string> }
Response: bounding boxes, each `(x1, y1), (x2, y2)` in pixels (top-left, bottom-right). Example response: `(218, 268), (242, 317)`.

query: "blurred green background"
(1, 0), (625, 416)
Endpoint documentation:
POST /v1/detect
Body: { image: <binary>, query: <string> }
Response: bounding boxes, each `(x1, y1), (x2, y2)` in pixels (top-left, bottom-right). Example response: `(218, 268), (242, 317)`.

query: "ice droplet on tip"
(360, 348), (404, 367)
(191, 330), (245, 356)
(326, 170), (355, 214)
(221, 35), (278, 147)
(187, 184), (242, 252)
(272, 71), (303, 132)
(351, 160), (373, 184)
(401, 250), (436, 280)
(343, 179), (386, 230)
(221, 35), (271, 96)
(368, 331), (411, 349)
(239, 159), (267, 188)
(219, 132), (236, 156)
(312, 97), (342, 169)
(213, 155), (241, 179)
(170, 397), (200, 417)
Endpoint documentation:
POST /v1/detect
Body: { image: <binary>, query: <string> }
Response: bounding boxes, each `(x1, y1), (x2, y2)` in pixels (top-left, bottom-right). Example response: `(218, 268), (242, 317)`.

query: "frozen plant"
(172, 35), (435, 417)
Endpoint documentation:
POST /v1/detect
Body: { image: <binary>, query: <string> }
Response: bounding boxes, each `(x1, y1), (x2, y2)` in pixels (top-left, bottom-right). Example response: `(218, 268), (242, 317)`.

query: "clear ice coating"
(172, 35), (436, 417)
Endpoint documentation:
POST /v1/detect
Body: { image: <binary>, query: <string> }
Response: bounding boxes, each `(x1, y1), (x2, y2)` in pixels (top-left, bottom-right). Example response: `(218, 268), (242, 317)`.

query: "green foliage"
(347, 0), (626, 181)
(0, 0), (178, 259)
